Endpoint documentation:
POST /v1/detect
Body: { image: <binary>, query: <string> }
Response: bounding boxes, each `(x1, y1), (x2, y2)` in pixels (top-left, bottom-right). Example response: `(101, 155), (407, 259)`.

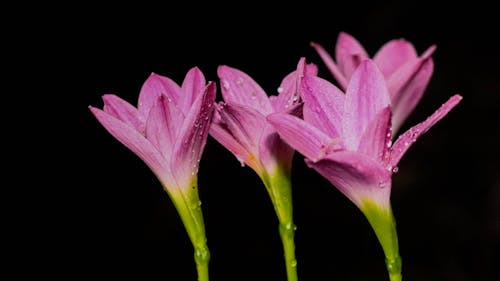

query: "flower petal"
(172, 82), (216, 186)
(389, 57), (435, 133)
(306, 150), (392, 209)
(209, 110), (263, 173)
(310, 41), (348, 90)
(138, 73), (183, 123)
(358, 107), (392, 163)
(267, 113), (337, 162)
(102, 94), (143, 133)
(373, 38), (418, 78)
(181, 67), (206, 114)
(259, 126), (295, 173)
(301, 76), (345, 139)
(89, 106), (173, 185)
(343, 60), (391, 151)
(335, 32), (369, 81)
(218, 65), (273, 115)
(389, 94), (462, 167)
(215, 102), (266, 158)
(271, 57), (318, 112)
(145, 95), (182, 159)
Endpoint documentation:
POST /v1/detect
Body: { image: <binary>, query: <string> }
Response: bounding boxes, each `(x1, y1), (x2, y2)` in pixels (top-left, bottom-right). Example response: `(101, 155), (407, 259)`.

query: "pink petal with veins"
(102, 94), (143, 133)
(218, 65), (273, 115)
(138, 73), (182, 123)
(389, 94), (462, 166)
(172, 82), (216, 186)
(358, 107), (392, 163)
(373, 39), (418, 78)
(343, 60), (391, 151)
(267, 113), (336, 162)
(335, 32), (369, 81)
(310, 41), (348, 90)
(306, 150), (392, 208)
(301, 76), (345, 139)
(181, 67), (206, 114)
(89, 106), (174, 186)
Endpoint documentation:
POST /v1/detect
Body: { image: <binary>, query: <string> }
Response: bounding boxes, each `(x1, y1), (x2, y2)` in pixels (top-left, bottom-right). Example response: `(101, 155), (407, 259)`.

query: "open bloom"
(209, 58), (317, 281)
(311, 31), (436, 133)
(89, 68), (215, 280)
(268, 60), (461, 281)
(210, 58), (317, 175)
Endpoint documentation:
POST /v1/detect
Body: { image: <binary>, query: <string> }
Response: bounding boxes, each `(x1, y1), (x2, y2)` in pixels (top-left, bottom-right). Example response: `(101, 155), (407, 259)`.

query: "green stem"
(166, 182), (210, 281)
(279, 222), (298, 281)
(262, 167), (298, 281)
(361, 200), (402, 281)
(194, 244), (210, 281)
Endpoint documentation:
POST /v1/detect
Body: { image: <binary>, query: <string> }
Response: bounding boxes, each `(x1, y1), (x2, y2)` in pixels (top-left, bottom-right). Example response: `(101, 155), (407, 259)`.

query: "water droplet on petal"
(277, 87), (284, 93)
(386, 140), (392, 148)
(236, 77), (244, 85)
(392, 166), (399, 173)
(222, 81), (230, 90)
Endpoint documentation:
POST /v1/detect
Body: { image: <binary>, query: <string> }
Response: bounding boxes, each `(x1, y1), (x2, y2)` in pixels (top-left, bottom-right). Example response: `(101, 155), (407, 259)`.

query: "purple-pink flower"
(268, 59), (461, 280)
(209, 58), (317, 281)
(210, 58), (317, 176)
(89, 68), (215, 280)
(268, 59), (461, 210)
(90, 69), (215, 192)
(311, 31), (436, 133)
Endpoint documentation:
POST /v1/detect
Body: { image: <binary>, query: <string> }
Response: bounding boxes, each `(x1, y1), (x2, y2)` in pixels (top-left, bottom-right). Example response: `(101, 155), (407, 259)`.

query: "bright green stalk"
(261, 165), (298, 281)
(167, 180), (210, 281)
(360, 200), (402, 281)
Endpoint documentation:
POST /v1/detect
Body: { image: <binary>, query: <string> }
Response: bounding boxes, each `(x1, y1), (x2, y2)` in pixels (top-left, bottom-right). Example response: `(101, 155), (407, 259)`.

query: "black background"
(20, 1), (499, 280)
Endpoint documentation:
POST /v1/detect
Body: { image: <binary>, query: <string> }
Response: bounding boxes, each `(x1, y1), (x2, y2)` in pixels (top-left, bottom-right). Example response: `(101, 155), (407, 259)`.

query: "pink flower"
(268, 60), (461, 280)
(311, 31), (436, 133)
(209, 58), (318, 281)
(89, 68), (215, 277)
(210, 58), (317, 177)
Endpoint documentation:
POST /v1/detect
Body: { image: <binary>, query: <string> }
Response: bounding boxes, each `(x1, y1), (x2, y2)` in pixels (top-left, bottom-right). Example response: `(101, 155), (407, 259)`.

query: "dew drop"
(191, 200), (202, 210)
(386, 140), (392, 148)
(277, 87), (284, 93)
(392, 166), (399, 173)
(222, 81), (230, 90)
(290, 259), (297, 267)
(236, 77), (244, 85)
